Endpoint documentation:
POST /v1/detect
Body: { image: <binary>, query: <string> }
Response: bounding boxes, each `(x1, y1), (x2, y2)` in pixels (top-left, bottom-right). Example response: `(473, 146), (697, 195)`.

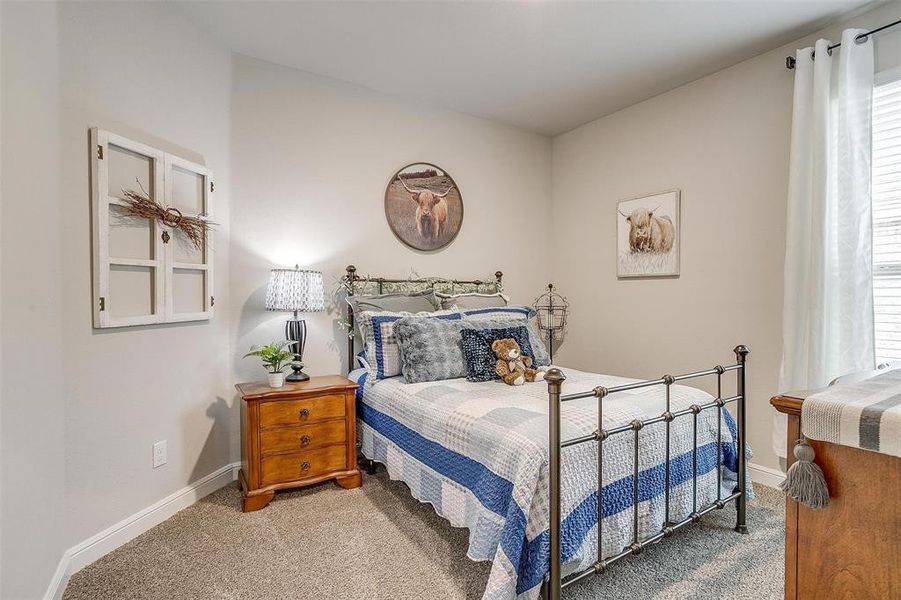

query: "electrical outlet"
(152, 440), (167, 469)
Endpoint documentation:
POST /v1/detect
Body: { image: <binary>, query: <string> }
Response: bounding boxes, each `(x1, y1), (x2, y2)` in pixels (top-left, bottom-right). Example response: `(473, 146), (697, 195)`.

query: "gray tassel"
(780, 438), (829, 509)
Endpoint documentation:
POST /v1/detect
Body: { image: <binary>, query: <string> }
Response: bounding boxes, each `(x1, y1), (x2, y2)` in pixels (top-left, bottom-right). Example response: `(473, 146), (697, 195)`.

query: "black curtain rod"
(785, 17), (901, 69)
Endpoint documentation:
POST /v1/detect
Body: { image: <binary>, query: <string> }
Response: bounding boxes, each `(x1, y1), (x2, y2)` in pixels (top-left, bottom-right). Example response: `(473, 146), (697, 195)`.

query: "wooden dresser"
(771, 393), (901, 599)
(237, 376), (362, 512)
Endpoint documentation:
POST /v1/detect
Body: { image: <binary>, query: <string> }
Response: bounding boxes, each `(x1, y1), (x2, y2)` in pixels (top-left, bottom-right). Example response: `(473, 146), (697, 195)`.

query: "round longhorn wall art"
(385, 162), (463, 252)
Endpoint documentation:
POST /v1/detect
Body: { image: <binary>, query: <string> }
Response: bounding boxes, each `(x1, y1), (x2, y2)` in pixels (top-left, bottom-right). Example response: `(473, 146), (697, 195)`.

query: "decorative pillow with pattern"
(358, 309), (460, 380)
(394, 317), (467, 383)
(436, 291), (509, 310)
(460, 305), (535, 321)
(460, 307), (551, 367)
(460, 325), (535, 382)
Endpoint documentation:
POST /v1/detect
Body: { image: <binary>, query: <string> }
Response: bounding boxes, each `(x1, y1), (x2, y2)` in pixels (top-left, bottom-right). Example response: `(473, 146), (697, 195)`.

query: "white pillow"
(435, 291), (509, 310)
(459, 305), (535, 320)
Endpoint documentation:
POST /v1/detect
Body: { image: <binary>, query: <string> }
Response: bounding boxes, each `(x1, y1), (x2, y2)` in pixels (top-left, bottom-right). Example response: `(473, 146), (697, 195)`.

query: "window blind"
(872, 76), (901, 364)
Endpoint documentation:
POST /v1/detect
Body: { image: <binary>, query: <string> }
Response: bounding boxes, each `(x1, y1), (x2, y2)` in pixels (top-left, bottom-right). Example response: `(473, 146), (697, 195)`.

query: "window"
(90, 128), (214, 328)
(872, 75), (901, 363)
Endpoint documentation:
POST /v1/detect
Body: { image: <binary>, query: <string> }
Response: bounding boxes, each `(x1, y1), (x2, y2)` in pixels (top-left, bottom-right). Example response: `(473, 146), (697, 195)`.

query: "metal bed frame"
(543, 347), (749, 598)
(341, 265), (749, 599)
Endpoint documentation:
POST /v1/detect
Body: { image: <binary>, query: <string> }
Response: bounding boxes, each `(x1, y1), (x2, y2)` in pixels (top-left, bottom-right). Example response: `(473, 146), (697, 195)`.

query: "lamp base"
(285, 316), (309, 383)
(286, 367), (310, 382)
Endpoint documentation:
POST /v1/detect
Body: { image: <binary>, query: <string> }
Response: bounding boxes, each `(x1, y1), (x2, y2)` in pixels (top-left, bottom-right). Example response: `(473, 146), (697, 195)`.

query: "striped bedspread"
(802, 368), (901, 457)
(352, 368), (745, 599)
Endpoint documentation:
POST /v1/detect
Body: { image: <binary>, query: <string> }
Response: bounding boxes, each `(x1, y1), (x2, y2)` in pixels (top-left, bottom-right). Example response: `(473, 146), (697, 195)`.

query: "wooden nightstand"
(236, 375), (362, 512)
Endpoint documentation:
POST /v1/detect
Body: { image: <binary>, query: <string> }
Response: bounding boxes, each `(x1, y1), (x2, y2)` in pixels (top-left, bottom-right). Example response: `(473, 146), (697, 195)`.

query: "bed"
(342, 266), (751, 599)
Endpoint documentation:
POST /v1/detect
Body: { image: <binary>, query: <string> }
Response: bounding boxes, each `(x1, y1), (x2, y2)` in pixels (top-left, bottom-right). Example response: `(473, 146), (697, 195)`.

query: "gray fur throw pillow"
(394, 317), (467, 383)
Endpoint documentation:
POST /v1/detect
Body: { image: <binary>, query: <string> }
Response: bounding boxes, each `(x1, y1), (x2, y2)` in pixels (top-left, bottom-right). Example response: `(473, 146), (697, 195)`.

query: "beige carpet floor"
(64, 468), (784, 599)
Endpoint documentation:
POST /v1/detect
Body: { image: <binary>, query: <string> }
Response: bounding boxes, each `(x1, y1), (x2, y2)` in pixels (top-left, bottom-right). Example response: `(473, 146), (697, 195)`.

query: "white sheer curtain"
(777, 30), (876, 459)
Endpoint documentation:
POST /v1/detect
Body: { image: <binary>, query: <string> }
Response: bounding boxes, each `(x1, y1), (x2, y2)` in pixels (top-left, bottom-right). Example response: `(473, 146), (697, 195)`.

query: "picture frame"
(616, 189), (680, 278)
(384, 162), (463, 252)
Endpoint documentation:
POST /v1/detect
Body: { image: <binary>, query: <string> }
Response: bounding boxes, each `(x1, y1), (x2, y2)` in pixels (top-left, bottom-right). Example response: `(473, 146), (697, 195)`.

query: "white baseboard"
(748, 461), (784, 488)
(44, 461), (240, 600)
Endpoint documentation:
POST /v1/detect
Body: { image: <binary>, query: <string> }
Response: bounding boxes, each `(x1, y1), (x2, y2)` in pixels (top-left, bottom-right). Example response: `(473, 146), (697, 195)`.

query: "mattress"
(351, 368), (747, 599)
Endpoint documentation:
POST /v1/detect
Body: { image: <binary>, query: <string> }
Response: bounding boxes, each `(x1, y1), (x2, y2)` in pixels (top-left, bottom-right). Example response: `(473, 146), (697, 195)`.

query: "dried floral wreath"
(121, 180), (213, 249)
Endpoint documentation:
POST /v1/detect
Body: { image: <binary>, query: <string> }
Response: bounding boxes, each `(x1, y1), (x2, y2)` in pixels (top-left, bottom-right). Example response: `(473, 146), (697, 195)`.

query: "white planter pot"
(268, 372), (285, 388)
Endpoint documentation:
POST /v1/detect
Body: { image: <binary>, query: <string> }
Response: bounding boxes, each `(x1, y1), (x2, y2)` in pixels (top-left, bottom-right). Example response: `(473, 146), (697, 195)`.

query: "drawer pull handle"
(298, 408), (310, 420)
(301, 461), (311, 472)
(300, 435), (311, 446)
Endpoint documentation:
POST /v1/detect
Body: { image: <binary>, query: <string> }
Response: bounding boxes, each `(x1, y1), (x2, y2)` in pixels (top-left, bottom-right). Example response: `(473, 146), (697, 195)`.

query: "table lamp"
(265, 265), (325, 382)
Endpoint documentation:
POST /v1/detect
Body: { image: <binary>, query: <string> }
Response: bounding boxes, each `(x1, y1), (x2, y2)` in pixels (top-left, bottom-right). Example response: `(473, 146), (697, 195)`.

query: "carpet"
(63, 469), (784, 599)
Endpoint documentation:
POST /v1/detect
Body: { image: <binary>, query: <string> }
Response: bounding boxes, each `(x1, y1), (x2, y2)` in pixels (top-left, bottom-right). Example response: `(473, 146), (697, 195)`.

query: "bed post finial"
(546, 367), (565, 600)
(494, 270), (503, 292)
(545, 367), (565, 386)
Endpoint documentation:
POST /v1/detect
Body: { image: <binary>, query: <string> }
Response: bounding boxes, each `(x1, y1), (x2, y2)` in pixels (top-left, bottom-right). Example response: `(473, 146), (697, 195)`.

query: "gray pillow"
(394, 317), (467, 383)
(346, 289), (438, 317)
(525, 322), (551, 366)
(436, 292), (509, 310)
(347, 289), (439, 350)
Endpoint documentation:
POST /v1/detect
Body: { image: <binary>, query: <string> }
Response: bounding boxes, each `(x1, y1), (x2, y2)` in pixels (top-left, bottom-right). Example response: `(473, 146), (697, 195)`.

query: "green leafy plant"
(243, 341), (295, 374)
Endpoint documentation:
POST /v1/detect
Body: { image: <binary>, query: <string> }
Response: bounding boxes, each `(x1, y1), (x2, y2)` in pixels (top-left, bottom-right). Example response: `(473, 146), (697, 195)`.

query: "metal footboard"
(544, 345), (749, 599)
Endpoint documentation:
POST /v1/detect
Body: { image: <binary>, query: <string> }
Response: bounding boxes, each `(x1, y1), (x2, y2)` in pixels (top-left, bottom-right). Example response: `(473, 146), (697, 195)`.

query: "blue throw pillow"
(460, 325), (535, 382)
(460, 308), (551, 367)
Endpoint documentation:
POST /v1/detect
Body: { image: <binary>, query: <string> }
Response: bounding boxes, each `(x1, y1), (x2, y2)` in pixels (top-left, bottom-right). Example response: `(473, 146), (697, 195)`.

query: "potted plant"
(243, 341), (296, 388)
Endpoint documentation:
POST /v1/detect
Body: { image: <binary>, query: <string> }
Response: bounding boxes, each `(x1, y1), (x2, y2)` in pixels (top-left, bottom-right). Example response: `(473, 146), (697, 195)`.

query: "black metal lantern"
(533, 283), (568, 362)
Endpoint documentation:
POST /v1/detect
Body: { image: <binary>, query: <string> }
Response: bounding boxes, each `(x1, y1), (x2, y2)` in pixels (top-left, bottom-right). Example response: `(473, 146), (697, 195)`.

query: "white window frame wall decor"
(90, 128), (214, 328)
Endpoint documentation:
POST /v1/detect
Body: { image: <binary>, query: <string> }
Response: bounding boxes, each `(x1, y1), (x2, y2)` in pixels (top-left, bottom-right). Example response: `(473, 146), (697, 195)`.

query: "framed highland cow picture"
(385, 162), (463, 252)
(616, 189), (680, 278)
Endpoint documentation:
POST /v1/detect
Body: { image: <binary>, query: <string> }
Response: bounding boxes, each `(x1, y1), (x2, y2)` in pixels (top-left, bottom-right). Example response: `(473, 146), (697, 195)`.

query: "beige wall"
(1, 3), (67, 597)
(550, 2), (901, 472)
(2, 2), (234, 597)
(228, 54), (552, 386)
(57, 0), (234, 549)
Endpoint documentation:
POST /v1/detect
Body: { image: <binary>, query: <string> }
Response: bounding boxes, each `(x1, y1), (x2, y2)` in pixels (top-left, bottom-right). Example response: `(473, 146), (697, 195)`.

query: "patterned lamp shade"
(265, 267), (325, 313)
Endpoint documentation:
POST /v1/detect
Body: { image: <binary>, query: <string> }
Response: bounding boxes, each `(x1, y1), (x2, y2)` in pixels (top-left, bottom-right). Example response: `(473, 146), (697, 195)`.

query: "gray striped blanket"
(802, 369), (901, 457)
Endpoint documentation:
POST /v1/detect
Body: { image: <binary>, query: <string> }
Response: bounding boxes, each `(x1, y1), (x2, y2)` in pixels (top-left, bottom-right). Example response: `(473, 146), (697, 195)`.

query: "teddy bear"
(491, 338), (548, 386)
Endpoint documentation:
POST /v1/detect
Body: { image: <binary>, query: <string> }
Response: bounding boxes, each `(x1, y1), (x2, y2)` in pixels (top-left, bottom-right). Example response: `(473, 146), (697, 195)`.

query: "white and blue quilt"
(350, 368), (747, 599)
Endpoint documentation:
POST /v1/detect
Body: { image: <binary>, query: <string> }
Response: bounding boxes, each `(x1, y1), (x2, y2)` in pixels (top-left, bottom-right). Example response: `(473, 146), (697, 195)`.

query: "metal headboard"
(341, 264), (503, 370)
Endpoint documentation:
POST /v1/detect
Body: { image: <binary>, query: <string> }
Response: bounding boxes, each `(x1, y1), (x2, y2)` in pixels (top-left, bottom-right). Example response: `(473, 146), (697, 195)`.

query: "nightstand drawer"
(260, 420), (346, 455)
(260, 445), (347, 485)
(259, 394), (345, 428)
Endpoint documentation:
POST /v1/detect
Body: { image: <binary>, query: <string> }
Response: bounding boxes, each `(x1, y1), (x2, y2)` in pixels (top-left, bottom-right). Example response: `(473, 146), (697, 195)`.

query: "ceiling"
(176, 0), (876, 136)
